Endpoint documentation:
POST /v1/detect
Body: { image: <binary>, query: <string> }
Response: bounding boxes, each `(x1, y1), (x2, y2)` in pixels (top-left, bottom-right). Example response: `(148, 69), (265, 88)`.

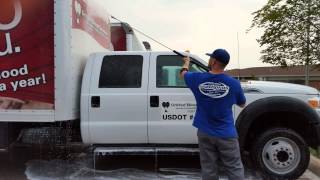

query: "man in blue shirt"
(180, 49), (246, 180)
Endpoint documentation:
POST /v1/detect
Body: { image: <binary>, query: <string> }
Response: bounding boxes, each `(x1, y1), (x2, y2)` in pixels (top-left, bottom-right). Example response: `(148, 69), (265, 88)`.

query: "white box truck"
(1, 0), (320, 179)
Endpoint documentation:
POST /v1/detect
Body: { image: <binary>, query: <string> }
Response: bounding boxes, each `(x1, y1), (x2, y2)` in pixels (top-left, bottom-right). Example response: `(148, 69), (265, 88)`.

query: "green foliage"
(310, 147), (320, 158)
(249, 0), (320, 66)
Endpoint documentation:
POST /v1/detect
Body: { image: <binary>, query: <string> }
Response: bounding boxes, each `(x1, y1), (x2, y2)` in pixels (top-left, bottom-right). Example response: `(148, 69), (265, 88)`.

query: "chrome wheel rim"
(262, 137), (300, 175)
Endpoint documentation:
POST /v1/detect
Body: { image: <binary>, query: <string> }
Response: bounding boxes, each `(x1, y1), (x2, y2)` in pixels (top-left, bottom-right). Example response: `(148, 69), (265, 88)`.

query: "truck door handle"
(91, 96), (100, 108)
(150, 96), (159, 107)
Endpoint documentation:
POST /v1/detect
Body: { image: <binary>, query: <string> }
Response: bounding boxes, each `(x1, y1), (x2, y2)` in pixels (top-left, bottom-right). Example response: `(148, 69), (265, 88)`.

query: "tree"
(249, 0), (320, 85)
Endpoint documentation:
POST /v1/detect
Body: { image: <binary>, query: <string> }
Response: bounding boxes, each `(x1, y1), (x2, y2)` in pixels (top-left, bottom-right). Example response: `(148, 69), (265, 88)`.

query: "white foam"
(24, 153), (262, 180)
(25, 159), (202, 180)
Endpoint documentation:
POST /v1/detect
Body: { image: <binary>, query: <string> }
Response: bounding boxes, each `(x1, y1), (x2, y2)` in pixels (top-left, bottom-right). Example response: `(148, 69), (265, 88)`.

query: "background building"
(226, 66), (320, 89)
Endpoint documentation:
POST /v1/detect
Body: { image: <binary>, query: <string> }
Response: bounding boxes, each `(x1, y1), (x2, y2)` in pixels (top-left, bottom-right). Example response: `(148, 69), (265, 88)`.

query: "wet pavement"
(0, 145), (318, 180)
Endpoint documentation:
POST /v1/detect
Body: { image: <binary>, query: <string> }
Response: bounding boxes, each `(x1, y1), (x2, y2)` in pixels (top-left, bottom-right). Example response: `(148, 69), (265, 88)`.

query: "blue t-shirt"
(184, 72), (246, 138)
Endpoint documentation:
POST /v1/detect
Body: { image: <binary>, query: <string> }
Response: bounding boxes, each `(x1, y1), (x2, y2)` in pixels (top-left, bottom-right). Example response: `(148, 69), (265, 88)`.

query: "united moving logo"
(198, 82), (230, 99)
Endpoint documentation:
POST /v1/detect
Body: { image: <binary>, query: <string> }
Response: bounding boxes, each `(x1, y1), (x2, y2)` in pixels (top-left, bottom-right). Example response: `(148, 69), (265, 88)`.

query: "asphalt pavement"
(0, 145), (318, 180)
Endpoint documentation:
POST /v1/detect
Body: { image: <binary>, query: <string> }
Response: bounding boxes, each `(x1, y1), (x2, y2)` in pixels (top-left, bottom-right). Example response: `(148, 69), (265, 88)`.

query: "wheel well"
(241, 111), (318, 152)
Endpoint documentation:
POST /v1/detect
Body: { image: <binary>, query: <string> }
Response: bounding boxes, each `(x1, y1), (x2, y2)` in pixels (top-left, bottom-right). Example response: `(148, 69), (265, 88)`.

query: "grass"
(310, 147), (320, 158)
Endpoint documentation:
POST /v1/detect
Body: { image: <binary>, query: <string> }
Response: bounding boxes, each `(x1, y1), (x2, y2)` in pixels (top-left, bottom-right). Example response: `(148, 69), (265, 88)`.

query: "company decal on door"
(161, 101), (196, 121)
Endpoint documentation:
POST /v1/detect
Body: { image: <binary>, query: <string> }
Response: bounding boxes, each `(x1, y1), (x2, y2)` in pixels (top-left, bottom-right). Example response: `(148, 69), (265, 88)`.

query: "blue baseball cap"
(206, 49), (230, 65)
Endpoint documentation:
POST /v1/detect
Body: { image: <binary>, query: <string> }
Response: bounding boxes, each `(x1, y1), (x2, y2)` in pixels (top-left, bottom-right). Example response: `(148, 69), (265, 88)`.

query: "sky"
(101, 0), (269, 70)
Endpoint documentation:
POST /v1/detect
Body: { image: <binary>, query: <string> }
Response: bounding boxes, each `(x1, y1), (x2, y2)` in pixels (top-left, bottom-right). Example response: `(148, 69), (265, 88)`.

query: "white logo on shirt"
(198, 82), (230, 99)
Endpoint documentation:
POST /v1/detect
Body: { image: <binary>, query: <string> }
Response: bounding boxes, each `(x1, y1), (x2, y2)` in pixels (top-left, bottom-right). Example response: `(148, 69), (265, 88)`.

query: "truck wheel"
(251, 128), (309, 179)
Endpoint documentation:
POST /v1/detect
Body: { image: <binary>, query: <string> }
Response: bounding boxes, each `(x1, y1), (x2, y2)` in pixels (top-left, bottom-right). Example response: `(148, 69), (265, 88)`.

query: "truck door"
(148, 52), (207, 144)
(88, 52), (150, 144)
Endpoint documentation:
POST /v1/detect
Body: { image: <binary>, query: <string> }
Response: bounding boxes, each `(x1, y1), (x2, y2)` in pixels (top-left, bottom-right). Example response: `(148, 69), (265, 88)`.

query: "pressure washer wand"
(111, 16), (187, 57)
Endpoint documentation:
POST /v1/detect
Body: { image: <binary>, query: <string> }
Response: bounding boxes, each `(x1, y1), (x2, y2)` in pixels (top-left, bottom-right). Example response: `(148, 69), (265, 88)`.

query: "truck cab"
(81, 51), (207, 144)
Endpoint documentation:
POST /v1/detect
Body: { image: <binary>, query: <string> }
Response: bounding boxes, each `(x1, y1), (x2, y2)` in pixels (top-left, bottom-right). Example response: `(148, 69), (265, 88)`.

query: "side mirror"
(142, 41), (151, 51)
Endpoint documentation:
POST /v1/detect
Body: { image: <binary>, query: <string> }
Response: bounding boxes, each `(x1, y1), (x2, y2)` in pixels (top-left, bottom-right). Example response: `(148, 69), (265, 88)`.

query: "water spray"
(111, 16), (187, 58)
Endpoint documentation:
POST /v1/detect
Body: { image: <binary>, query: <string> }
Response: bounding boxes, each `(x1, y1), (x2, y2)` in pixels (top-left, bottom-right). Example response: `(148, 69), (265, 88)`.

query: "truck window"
(99, 55), (143, 88)
(156, 55), (206, 88)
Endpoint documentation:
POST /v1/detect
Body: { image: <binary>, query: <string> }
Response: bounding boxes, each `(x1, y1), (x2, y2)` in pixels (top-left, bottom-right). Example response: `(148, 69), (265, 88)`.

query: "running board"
(94, 147), (199, 156)
(93, 147), (200, 170)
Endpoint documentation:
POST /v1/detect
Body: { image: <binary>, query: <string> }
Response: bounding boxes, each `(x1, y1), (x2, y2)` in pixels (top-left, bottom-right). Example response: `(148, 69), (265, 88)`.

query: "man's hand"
(180, 56), (190, 79)
(182, 56), (190, 68)
(0, 97), (25, 109)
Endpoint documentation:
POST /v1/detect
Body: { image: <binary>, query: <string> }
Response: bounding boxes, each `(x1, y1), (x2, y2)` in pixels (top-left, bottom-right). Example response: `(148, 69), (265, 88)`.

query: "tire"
(251, 128), (309, 180)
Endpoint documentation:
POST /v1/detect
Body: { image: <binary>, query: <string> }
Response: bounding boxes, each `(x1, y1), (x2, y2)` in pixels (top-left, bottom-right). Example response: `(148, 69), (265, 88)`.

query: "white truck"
(1, 0), (320, 179)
